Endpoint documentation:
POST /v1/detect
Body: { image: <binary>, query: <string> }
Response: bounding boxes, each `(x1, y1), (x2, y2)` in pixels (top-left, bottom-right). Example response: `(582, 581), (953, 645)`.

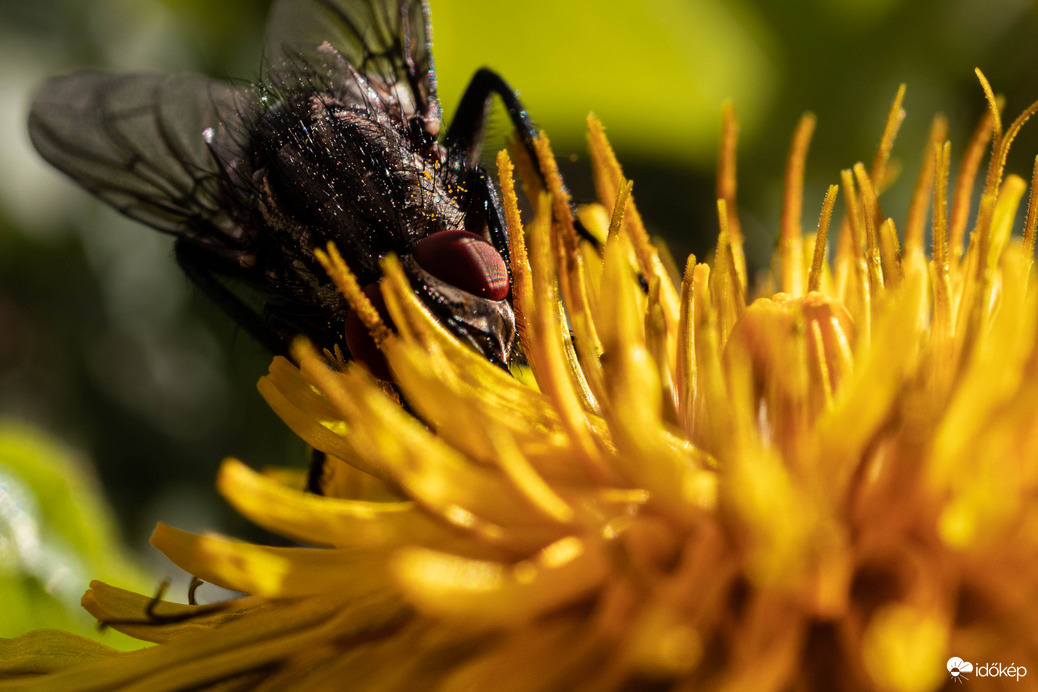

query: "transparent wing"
(28, 71), (249, 241)
(263, 0), (440, 131)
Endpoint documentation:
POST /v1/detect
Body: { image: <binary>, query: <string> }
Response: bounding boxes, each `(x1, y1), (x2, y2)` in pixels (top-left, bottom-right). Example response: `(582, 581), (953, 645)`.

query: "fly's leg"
(175, 239), (289, 355)
(306, 448), (327, 495)
(445, 68), (538, 169)
(181, 244), (345, 496)
(445, 68), (598, 246)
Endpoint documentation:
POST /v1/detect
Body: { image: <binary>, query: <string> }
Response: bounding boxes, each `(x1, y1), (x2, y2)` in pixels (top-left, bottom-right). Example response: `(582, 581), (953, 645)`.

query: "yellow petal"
(82, 581), (263, 644)
(0, 629), (120, 677)
(393, 536), (609, 626)
(150, 523), (391, 599)
(217, 459), (519, 560)
(862, 604), (947, 692)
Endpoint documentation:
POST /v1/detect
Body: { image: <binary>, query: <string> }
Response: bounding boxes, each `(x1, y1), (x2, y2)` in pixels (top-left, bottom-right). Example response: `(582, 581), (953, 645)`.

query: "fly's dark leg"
(445, 67), (598, 246)
(175, 239), (288, 355)
(306, 448), (327, 494)
(445, 68), (537, 169)
(307, 393), (419, 495)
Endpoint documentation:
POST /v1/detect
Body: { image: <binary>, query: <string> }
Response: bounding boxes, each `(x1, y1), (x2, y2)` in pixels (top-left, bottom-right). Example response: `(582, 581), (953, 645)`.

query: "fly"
(29, 0), (576, 381)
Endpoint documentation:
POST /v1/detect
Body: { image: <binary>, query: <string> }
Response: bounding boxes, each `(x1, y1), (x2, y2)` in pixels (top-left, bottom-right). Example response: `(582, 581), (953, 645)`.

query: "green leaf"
(0, 424), (149, 650)
(430, 0), (777, 165)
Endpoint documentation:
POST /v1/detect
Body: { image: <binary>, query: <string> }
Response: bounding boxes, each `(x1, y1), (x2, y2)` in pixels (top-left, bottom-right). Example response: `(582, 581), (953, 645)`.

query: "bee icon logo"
(947, 657), (973, 683)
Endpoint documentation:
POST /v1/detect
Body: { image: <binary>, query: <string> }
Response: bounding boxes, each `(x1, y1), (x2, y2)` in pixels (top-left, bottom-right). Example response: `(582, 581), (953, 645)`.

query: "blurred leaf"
(429, 0), (777, 164)
(0, 423), (149, 649)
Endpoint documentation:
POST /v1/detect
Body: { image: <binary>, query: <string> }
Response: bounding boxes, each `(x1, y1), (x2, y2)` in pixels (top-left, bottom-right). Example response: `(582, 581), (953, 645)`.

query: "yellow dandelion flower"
(4, 70), (1038, 691)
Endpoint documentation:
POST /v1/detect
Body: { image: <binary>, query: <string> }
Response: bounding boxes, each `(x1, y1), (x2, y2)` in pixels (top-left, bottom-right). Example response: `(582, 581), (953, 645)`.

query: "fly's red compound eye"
(343, 282), (393, 381)
(413, 230), (509, 300)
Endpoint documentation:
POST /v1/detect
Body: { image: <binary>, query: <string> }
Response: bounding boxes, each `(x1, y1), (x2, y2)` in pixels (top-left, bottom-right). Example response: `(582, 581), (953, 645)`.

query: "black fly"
(29, 0), (560, 380)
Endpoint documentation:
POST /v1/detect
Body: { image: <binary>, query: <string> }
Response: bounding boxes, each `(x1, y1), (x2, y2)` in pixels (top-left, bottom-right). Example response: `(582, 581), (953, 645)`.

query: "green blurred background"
(1, 0), (1037, 636)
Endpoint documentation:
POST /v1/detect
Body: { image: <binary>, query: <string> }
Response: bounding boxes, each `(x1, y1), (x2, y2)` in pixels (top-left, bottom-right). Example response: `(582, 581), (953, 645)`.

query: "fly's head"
(339, 182), (518, 380)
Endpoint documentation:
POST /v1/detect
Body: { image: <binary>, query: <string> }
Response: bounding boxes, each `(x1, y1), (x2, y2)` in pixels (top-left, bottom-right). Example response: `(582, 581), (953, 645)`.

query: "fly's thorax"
(246, 94), (466, 281)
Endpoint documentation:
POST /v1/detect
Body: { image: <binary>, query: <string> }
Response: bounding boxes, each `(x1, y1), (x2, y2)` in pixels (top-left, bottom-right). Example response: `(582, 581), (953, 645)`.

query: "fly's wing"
(28, 72), (250, 252)
(263, 0), (440, 133)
